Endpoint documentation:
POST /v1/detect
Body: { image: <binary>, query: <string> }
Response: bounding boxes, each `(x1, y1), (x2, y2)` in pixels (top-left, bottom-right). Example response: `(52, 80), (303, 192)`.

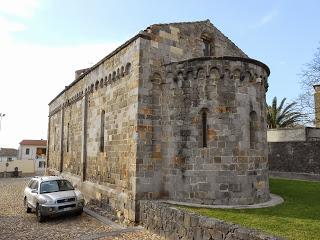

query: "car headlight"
(75, 190), (84, 201)
(38, 196), (55, 205)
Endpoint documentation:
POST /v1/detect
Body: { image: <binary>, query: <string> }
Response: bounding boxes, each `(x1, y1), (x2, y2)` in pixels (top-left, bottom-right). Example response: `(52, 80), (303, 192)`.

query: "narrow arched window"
(66, 123), (70, 152)
(54, 127), (57, 151)
(250, 111), (257, 149)
(100, 110), (105, 152)
(202, 110), (208, 147)
(203, 39), (211, 56)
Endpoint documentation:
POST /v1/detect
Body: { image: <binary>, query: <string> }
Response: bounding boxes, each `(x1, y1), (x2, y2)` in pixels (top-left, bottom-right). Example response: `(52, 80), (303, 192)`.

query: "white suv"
(24, 176), (85, 222)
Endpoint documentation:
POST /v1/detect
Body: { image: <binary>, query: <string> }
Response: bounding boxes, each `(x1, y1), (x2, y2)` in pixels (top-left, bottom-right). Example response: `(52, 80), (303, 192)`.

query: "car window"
(27, 180), (34, 188)
(40, 180), (74, 194)
(30, 180), (38, 190)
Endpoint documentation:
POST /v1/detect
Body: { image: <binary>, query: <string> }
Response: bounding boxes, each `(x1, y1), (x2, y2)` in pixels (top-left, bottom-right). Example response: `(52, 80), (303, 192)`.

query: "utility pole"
(0, 113), (6, 131)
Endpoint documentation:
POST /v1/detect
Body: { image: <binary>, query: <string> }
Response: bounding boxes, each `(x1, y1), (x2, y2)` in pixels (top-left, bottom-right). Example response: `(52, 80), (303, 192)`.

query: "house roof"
(19, 140), (47, 146)
(0, 148), (18, 157)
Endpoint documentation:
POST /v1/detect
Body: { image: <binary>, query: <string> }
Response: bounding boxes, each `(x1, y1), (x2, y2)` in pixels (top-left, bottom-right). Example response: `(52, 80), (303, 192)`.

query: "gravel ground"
(0, 178), (161, 240)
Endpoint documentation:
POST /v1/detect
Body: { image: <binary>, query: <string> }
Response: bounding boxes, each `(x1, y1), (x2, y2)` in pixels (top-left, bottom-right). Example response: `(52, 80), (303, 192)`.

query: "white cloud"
(0, 16), (26, 45)
(260, 9), (278, 25)
(0, 41), (120, 148)
(250, 9), (279, 29)
(0, 0), (40, 18)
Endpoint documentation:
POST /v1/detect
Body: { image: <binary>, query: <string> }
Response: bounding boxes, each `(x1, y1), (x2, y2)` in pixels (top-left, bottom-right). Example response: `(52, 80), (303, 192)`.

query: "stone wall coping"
(165, 56), (270, 76)
(161, 193), (283, 210)
(270, 171), (320, 181)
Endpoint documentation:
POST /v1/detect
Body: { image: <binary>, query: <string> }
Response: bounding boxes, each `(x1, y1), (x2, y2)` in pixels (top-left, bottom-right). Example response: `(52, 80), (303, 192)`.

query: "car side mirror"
(73, 184), (78, 189)
(31, 189), (38, 194)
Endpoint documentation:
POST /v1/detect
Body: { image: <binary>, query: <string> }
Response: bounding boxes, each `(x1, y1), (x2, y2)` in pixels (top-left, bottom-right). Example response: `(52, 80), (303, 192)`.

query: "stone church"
(47, 20), (270, 222)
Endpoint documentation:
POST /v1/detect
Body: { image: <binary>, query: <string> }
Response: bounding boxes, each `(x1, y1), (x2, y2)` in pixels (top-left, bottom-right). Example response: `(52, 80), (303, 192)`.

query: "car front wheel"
(24, 197), (31, 213)
(76, 208), (83, 216)
(36, 204), (45, 222)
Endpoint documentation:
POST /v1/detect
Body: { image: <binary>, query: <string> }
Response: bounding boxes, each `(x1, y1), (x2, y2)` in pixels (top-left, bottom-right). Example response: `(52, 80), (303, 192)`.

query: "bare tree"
(297, 45), (320, 125)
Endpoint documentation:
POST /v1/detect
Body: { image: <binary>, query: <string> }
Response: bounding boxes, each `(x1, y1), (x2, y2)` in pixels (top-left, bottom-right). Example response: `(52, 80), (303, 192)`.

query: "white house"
(0, 148), (18, 163)
(19, 139), (47, 173)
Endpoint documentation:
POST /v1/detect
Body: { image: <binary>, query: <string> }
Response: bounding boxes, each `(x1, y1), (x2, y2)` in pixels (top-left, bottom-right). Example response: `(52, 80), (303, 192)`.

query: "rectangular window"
(100, 110), (105, 152)
(203, 40), (211, 56)
(202, 111), (208, 147)
(67, 123), (70, 152)
(26, 148), (30, 155)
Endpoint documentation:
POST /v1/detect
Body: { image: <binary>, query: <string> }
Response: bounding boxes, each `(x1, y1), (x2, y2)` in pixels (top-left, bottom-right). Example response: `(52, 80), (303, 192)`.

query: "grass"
(179, 178), (320, 240)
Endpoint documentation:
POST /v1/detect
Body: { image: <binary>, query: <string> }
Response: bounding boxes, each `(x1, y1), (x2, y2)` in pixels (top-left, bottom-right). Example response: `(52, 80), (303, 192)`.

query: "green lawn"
(179, 178), (320, 240)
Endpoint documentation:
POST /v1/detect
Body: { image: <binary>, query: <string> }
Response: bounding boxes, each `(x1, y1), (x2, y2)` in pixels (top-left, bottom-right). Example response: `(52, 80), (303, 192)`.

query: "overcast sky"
(0, 0), (320, 148)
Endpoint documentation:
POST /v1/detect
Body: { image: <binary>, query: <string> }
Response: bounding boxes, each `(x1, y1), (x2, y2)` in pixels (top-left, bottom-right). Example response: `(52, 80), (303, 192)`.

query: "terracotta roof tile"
(19, 140), (47, 146)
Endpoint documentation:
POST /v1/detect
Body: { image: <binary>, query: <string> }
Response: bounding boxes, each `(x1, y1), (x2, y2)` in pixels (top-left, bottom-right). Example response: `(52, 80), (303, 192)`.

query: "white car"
(24, 176), (85, 222)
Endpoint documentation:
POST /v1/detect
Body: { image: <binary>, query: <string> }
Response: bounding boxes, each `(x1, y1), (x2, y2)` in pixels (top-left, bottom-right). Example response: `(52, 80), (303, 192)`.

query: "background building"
(0, 148), (18, 162)
(19, 139), (47, 173)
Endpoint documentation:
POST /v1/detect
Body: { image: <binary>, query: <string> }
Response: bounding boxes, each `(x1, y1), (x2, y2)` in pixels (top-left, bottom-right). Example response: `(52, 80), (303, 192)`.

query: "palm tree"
(267, 97), (304, 129)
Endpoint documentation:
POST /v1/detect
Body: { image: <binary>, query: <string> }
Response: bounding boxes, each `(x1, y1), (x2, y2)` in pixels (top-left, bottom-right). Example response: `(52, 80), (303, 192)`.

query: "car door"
(29, 180), (39, 208)
(25, 180), (34, 205)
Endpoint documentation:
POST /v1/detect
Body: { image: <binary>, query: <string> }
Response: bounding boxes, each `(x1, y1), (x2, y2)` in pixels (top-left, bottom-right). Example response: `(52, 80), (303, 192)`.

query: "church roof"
(48, 20), (248, 105)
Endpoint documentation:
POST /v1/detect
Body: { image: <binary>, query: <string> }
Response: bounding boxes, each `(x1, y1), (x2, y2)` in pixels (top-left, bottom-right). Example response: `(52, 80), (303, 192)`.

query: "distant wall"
(140, 200), (281, 240)
(268, 141), (320, 175)
(267, 128), (306, 142)
(0, 159), (35, 177)
(267, 127), (320, 142)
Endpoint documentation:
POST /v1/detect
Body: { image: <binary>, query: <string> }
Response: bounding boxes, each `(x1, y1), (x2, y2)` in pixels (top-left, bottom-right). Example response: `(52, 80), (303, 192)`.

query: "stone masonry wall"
(269, 141), (320, 174)
(160, 58), (269, 205)
(47, 38), (141, 222)
(135, 20), (254, 203)
(140, 200), (281, 240)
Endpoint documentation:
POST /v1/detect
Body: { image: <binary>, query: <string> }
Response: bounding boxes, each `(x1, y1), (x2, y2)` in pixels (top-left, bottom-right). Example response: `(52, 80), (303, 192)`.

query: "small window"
(67, 123), (70, 152)
(201, 33), (212, 57)
(100, 110), (105, 152)
(26, 148), (30, 155)
(203, 39), (211, 56)
(202, 110), (208, 147)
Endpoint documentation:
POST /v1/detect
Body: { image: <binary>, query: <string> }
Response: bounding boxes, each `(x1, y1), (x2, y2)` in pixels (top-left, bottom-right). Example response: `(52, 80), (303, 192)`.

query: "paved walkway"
(0, 178), (160, 240)
(164, 193), (284, 209)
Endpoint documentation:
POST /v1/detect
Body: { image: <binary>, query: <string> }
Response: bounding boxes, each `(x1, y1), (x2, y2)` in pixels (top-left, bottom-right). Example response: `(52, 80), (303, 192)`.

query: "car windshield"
(40, 180), (74, 194)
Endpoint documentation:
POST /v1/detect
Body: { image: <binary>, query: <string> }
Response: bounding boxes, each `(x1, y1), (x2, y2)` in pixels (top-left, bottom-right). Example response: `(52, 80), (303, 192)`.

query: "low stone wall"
(268, 141), (320, 175)
(140, 200), (281, 240)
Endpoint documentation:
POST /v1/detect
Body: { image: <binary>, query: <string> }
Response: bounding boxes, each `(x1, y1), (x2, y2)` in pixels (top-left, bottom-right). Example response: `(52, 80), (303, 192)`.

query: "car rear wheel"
(36, 204), (45, 222)
(24, 197), (32, 213)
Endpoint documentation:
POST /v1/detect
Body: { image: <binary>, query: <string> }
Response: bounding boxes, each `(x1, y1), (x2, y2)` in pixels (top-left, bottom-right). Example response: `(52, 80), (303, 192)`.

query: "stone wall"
(140, 200), (281, 240)
(136, 21), (270, 206)
(136, 56), (270, 205)
(269, 141), (320, 175)
(47, 37), (142, 222)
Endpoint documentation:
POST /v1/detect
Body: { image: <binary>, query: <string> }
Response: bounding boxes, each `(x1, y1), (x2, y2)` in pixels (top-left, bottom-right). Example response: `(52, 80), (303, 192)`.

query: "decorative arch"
(121, 66), (125, 77)
(196, 68), (206, 79)
(125, 62), (131, 75)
